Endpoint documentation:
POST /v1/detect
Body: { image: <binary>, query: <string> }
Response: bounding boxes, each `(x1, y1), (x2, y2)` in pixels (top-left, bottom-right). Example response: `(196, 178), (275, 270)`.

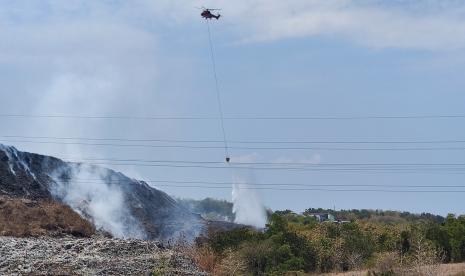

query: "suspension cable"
(206, 20), (230, 162)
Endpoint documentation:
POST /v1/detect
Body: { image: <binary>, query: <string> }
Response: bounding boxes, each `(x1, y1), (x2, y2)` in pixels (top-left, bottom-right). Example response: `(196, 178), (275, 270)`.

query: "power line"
(0, 135), (223, 143)
(68, 179), (465, 188)
(0, 139), (226, 149)
(50, 180), (465, 192)
(226, 115), (465, 120)
(3, 135), (465, 145)
(151, 185), (465, 193)
(1, 114), (465, 120)
(0, 114), (218, 120)
(61, 157), (465, 167)
(52, 179), (465, 192)
(5, 139), (465, 151)
(56, 161), (465, 173)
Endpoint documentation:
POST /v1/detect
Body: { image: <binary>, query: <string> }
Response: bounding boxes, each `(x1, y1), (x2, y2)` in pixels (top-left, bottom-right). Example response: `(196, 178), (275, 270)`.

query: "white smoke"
(231, 154), (267, 228)
(6, 12), (159, 240)
(50, 164), (146, 239)
(32, 73), (147, 239)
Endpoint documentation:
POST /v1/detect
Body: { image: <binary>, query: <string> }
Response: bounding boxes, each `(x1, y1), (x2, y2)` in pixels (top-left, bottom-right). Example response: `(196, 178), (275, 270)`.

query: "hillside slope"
(0, 144), (204, 240)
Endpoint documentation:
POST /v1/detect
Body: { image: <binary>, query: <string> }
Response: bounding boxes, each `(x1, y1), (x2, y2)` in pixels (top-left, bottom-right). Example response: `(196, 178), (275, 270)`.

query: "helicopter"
(200, 8), (221, 20)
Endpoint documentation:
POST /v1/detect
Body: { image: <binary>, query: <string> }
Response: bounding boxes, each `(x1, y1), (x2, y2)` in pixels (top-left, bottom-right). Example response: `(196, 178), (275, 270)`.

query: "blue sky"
(1, 0), (465, 215)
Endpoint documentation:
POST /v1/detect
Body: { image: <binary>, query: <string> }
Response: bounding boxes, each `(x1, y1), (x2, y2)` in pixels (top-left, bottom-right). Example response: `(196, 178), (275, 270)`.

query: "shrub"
(187, 245), (221, 274)
(204, 227), (260, 253)
(214, 249), (247, 276)
(368, 252), (398, 276)
(408, 234), (444, 276)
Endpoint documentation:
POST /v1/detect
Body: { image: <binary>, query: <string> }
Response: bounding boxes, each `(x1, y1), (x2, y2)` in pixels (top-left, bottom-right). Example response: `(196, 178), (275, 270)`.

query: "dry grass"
(320, 270), (378, 276)
(214, 249), (247, 276)
(186, 246), (248, 276)
(0, 196), (95, 237)
(437, 263), (465, 276)
(322, 263), (465, 276)
(176, 242), (246, 276)
(185, 245), (220, 274)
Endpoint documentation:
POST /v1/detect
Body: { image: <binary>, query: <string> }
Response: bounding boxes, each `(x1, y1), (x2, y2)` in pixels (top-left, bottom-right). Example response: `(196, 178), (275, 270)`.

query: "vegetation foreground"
(189, 207), (465, 275)
(2, 195), (465, 275)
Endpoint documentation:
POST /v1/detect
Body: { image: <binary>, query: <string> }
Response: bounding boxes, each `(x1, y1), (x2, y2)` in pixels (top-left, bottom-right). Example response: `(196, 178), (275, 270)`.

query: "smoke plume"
(50, 164), (146, 239)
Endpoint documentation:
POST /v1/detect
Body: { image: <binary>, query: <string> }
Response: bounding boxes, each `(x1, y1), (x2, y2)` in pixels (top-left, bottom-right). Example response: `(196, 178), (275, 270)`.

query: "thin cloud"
(219, 0), (465, 50)
(3, 1), (465, 50)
